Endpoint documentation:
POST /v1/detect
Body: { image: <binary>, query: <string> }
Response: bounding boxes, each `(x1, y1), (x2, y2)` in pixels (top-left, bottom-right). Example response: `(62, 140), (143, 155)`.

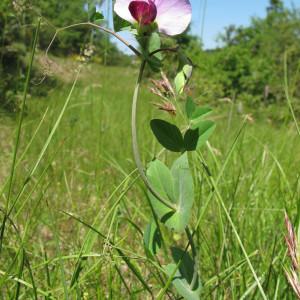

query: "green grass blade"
(0, 19), (41, 253)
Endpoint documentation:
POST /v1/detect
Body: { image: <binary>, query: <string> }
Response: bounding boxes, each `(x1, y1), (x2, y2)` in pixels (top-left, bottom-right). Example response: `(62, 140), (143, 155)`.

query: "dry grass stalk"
(285, 212), (300, 298)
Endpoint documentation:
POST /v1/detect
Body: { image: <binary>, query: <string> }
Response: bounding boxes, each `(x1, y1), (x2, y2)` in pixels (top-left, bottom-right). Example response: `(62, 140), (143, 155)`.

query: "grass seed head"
(285, 212), (300, 298)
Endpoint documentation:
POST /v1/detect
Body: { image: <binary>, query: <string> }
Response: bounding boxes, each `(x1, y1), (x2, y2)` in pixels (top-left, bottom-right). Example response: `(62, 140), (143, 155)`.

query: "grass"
(0, 58), (300, 299)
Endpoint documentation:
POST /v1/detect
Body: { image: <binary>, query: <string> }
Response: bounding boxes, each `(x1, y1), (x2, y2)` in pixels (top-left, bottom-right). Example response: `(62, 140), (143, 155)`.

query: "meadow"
(0, 58), (299, 299)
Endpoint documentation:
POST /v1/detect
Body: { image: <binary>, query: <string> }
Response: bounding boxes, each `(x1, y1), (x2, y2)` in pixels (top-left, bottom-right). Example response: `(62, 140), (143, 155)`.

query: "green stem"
(46, 22), (141, 59)
(0, 18), (41, 252)
(284, 51), (300, 137)
(131, 60), (176, 211)
(185, 227), (199, 290)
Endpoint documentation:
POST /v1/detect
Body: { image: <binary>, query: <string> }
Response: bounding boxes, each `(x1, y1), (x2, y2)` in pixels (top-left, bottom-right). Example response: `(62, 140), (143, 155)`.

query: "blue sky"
(190, 0), (298, 48)
(109, 0), (299, 53)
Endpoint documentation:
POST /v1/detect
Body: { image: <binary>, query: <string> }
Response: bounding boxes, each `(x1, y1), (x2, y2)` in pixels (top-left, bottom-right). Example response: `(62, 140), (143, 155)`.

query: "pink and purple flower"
(114, 0), (192, 36)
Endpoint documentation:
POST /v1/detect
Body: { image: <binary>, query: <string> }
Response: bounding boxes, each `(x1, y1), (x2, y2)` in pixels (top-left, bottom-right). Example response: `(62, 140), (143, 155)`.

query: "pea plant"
(47, 0), (216, 298)
(113, 1), (215, 298)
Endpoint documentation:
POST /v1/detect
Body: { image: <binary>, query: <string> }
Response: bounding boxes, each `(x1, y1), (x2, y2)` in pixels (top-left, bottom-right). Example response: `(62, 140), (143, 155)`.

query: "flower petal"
(114, 0), (135, 23)
(154, 0), (192, 35)
(129, 1), (157, 25)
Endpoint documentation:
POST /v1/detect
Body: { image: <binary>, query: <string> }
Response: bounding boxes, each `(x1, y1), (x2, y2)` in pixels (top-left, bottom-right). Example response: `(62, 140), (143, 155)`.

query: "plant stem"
(131, 60), (176, 211)
(284, 51), (300, 137)
(45, 23), (175, 211)
(46, 22), (141, 58)
(185, 227), (199, 290)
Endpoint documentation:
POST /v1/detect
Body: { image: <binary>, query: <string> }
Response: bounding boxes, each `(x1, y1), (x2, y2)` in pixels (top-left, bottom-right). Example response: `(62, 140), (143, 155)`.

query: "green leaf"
(170, 154), (194, 232)
(175, 64), (193, 94)
(91, 12), (104, 23)
(146, 153), (194, 233)
(150, 119), (185, 152)
(177, 51), (192, 71)
(150, 116), (215, 153)
(174, 70), (186, 94)
(147, 32), (162, 72)
(88, 5), (104, 23)
(192, 120), (216, 149)
(93, 12), (104, 22)
(148, 56), (162, 72)
(186, 97), (212, 121)
(191, 107), (213, 123)
(164, 248), (201, 300)
(144, 221), (161, 257)
(148, 32), (162, 60)
(185, 98), (215, 150)
(88, 5), (96, 20)
(183, 64), (193, 81)
(184, 129), (199, 151)
(113, 13), (132, 32)
(185, 97), (196, 119)
(146, 159), (176, 219)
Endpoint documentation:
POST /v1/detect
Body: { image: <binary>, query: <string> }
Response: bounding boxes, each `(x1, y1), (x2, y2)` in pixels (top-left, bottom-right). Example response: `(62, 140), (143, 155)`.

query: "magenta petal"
(154, 0), (192, 35)
(129, 0), (157, 25)
(114, 0), (192, 36)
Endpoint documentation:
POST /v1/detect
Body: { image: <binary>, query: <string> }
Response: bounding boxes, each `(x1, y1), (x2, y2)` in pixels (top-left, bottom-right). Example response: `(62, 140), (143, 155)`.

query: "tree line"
(1, 0), (299, 116)
(0, 0), (128, 112)
(184, 0), (300, 116)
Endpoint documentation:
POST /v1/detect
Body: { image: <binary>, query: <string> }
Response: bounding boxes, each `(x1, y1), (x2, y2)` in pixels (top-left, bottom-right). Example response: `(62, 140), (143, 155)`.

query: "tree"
(183, 1), (300, 107)
(267, 0), (284, 13)
(0, 0), (128, 111)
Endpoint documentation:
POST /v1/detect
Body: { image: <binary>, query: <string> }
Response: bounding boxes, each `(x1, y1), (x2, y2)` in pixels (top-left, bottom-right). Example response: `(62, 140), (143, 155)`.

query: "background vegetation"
(0, 0), (300, 299)
(1, 0), (299, 113)
(0, 0), (128, 111)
